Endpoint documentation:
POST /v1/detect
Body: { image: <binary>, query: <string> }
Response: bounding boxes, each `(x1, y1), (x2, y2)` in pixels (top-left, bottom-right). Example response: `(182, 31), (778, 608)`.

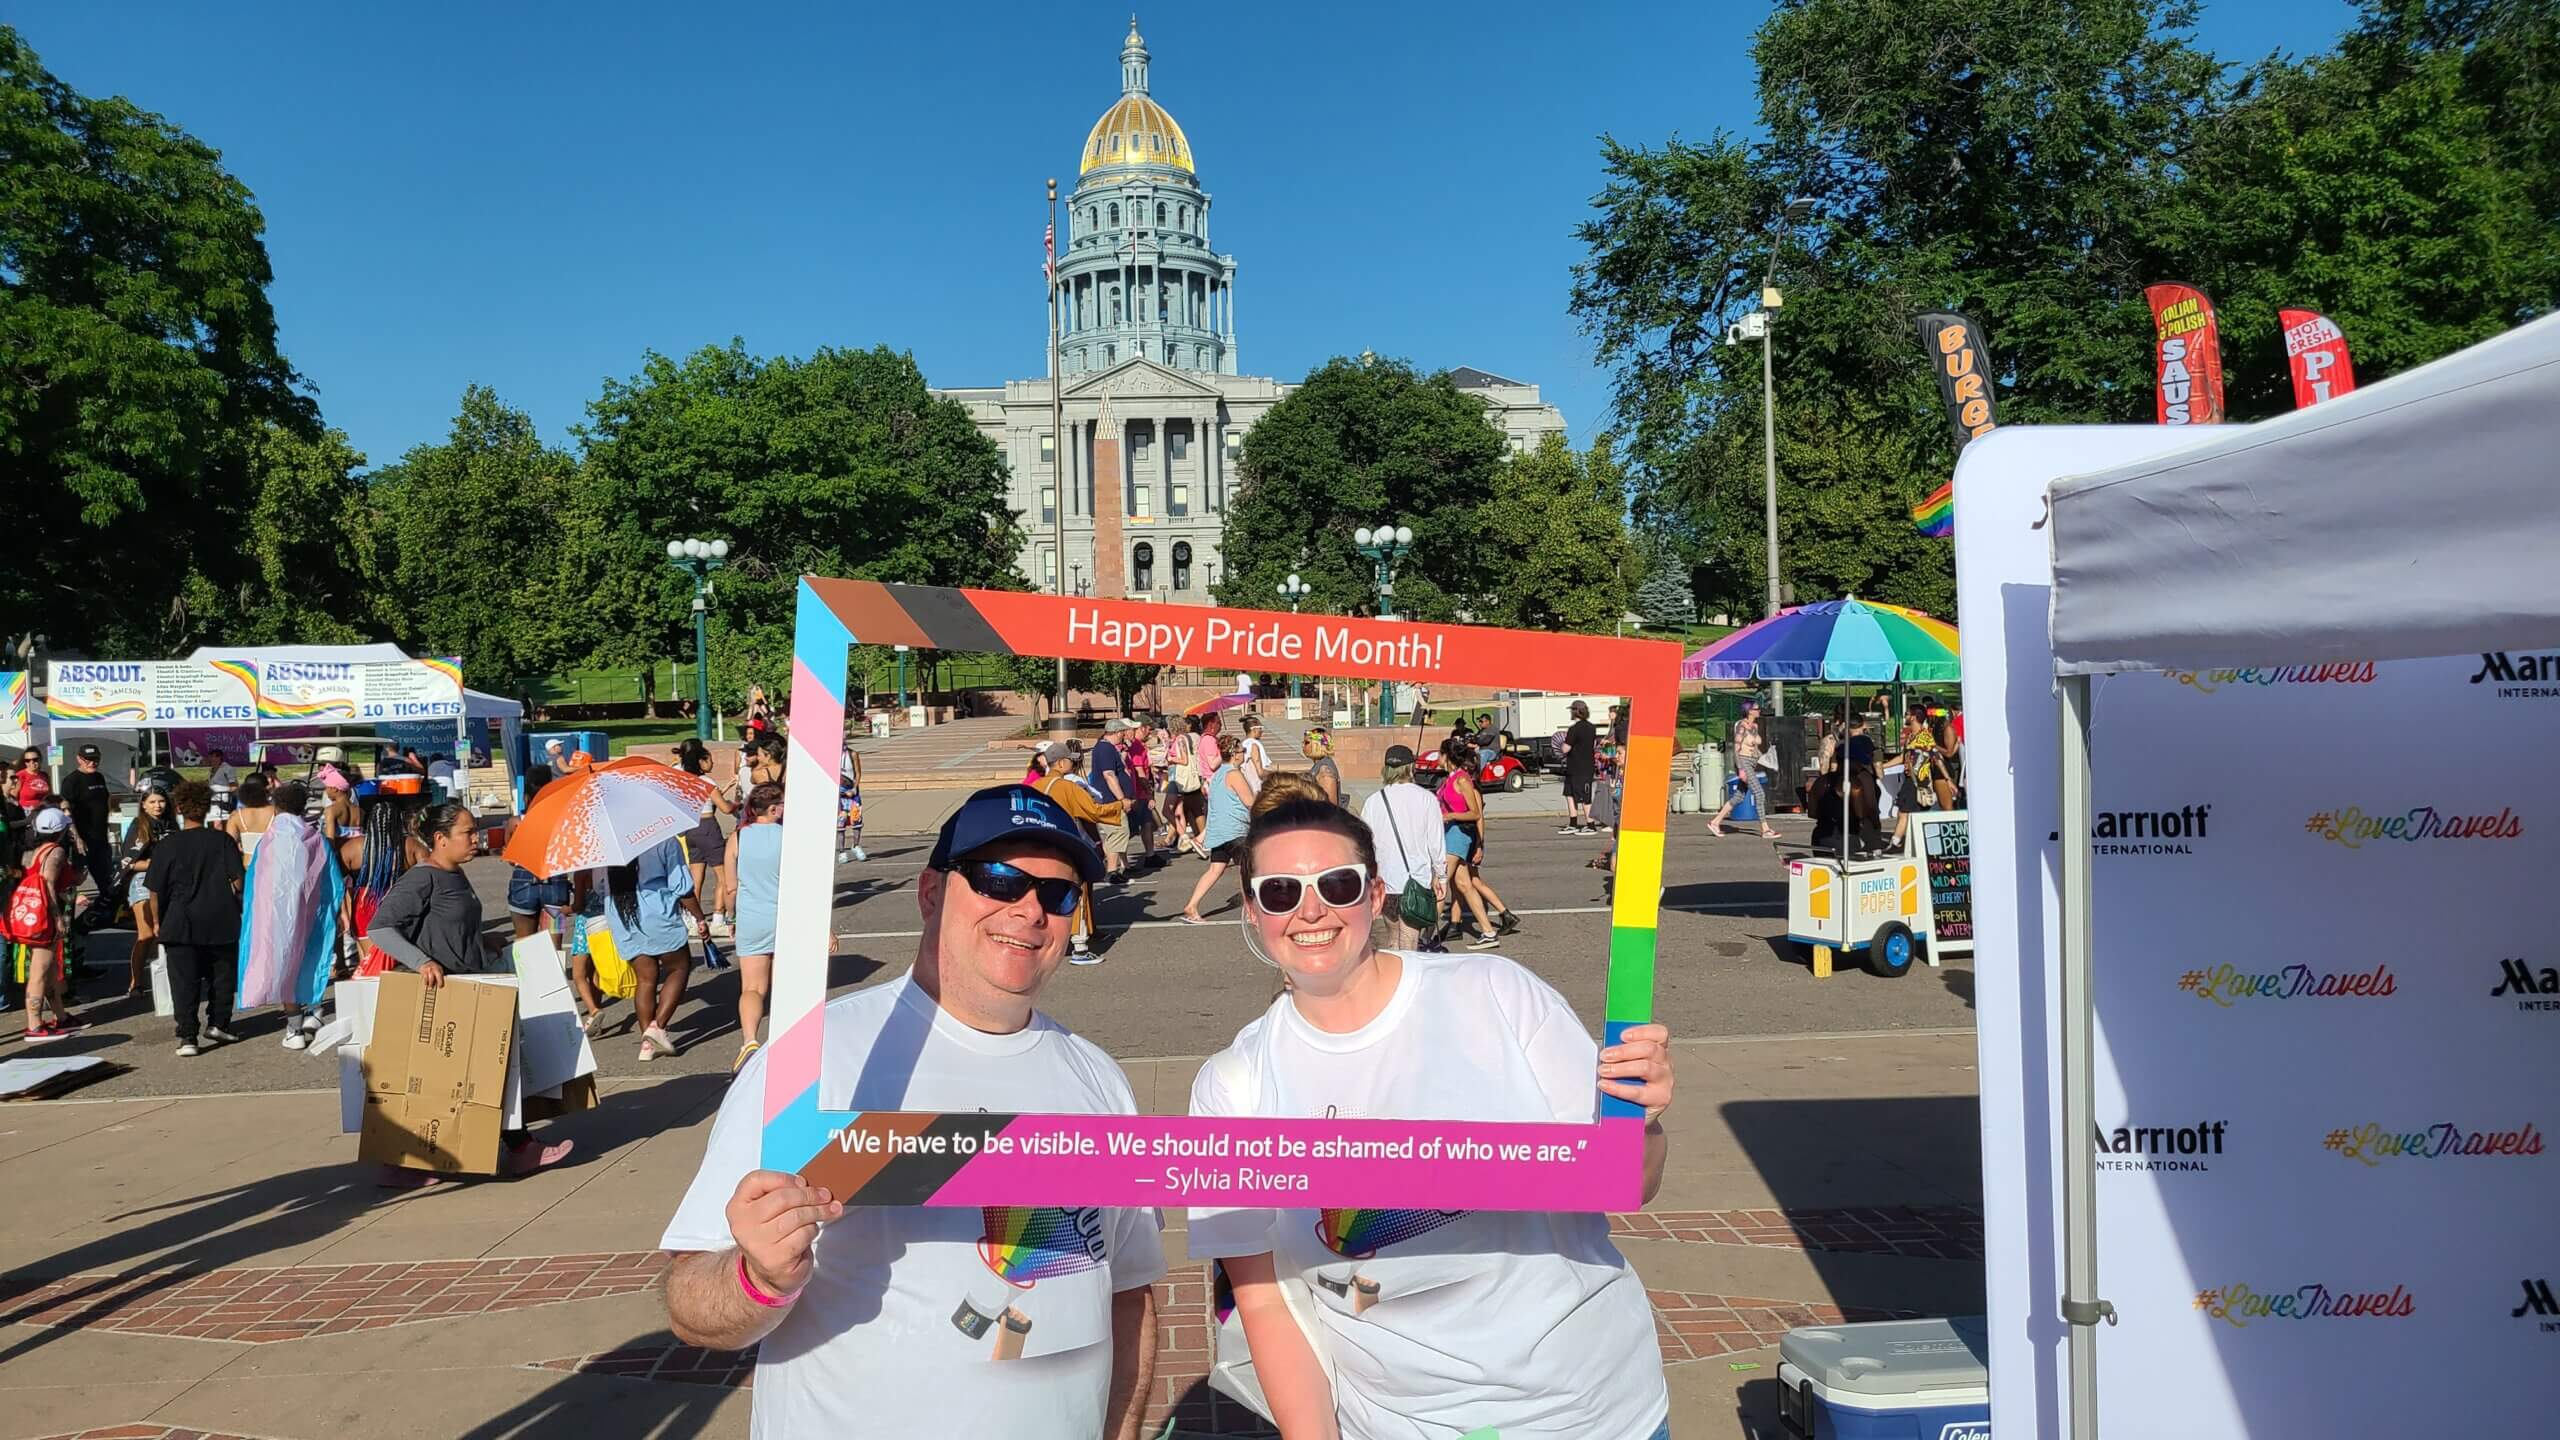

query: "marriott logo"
(2469, 652), (2560, 699)
(2513, 1278), (2560, 1332)
(2095, 1119), (2227, 1173)
(2491, 958), (2560, 1012)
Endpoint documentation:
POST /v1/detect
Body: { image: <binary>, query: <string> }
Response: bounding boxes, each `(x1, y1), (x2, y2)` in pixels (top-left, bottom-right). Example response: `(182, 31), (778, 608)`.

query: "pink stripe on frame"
(786, 658), (846, 781)
(762, 1007), (827, 1124)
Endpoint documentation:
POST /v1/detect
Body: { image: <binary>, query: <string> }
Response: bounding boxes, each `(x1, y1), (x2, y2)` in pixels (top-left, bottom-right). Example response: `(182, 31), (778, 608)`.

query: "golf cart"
(1413, 740), (1530, 793)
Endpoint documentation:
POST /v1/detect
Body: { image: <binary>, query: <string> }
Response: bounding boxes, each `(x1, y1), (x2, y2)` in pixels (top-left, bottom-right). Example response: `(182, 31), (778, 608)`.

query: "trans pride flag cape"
(237, 814), (341, 1011)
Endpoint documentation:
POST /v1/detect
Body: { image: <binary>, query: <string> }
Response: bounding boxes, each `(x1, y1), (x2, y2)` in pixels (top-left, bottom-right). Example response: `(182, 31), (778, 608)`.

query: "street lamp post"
(1733, 196), (1814, 718)
(663, 537), (729, 741)
(1353, 523), (1414, 725)
(1275, 572), (1311, 703)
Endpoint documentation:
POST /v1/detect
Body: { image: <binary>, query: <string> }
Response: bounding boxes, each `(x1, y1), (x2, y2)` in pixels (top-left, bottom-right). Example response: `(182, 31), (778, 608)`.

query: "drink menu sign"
(1910, 810), (1973, 956)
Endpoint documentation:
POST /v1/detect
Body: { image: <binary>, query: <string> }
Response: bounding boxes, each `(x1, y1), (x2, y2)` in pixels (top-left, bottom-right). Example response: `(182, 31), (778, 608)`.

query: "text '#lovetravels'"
(2305, 805), (2523, 848)
(2178, 962), (2394, 1006)
(2325, 1120), (2543, 1166)
(2195, 1282), (2414, 1330)
(2166, 662), (2377, 693)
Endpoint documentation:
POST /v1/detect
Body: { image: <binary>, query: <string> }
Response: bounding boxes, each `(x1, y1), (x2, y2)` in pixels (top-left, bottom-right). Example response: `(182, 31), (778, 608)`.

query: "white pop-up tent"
(2023, 310), (2560, 1438)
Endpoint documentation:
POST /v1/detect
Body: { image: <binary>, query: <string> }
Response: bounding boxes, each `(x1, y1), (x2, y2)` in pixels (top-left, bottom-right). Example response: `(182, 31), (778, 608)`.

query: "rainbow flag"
(1314, 1208), (1470, 1259)
(977, 1207), (1104, 1284)
(1911, 481), (1954, 538)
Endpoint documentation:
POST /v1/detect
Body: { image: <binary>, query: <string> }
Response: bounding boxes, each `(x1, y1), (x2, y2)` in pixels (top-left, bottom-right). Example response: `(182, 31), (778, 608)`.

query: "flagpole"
(1048, 178), (1068, 720)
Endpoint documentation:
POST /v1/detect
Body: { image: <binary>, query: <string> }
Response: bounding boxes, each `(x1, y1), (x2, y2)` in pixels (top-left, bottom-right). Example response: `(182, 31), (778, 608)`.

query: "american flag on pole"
(1044, 221), (1055, 281)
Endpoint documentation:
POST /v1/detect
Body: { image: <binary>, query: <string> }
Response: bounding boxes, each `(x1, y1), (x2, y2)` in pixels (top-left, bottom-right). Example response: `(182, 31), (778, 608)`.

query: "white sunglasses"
(1248, 863), (1372, 917)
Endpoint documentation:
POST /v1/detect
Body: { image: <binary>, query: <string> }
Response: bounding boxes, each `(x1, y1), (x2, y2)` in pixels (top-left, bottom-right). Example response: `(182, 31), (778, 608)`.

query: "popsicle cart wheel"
(1866, 921), (1918, 979)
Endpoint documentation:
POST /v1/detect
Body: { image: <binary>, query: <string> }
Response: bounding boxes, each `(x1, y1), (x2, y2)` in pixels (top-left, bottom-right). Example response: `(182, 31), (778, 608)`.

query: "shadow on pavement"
(1718, 1095), (1986, 1315)
(0, 1073), (729, 1365)
(1664, 879), (1786, 920)
(455, 1337), (741, 1440)
(1942, 967), (1975, 1009)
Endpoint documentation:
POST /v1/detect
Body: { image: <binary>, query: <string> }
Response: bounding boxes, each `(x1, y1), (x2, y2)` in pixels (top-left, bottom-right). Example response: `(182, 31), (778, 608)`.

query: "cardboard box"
(359, 970), (517, 1175)
(524, 1073), (599, 1122)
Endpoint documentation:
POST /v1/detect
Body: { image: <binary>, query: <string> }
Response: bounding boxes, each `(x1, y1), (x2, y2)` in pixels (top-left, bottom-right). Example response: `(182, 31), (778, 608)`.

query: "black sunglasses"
(955, 860), (1083, 917)
(1249, 863), (1371, 917)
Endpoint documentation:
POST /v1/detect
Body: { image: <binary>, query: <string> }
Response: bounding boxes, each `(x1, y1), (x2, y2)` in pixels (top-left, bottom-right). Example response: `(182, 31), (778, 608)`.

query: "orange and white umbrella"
(502, 756), (715, 879)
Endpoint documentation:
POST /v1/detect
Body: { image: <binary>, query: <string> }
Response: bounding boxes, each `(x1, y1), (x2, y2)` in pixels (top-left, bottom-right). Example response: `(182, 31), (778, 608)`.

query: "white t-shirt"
(662, 976), (1168, 1439)
(1359, 783), (1449, 894)
(1187, 951), (1667, 1439)
(1241, 735), (1271, 784)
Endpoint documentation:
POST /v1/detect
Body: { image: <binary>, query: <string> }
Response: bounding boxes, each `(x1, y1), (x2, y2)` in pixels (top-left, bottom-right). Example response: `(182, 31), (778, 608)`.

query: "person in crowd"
(603, 834), (701, 1061)
(742, 684), (777, 742)
(504, 766), (573, 945)
(1089, 719), (1137, 883)
(318, 767), (364, 976)
(659, 785), (1162, 1437)
(10, 748), (49, 815)
(224, 773), (278, 869)
(737, 734), (784, 807)
(837, 743), (867, 864)
(1358, 744), (1448, 953)
(1123, 718), (1162, 868)
(1170, 716), (1211, 858)
(62, 744), (116, 927)
(1434, 740), (1519, 949)
(676, 738), (738, 939)
(1560, 699), (1601, 836)
(242, 780), (334, 1047)
(1186, 796), (1676, 1440)
(1022, 740), (1052, 787)
(1249, 771), (1329, 817)
(1177, 735), (1257, 927)
(118, 786), (175, 1000)
(348, 794), (416, 976)
(205, 749), (239, 817)
(1237, 714), (1272, 793)
(10, 807), (81, 1040)
(147, 782), (241, 1055)
(1473, 712), (1501, 757)
(565, 866), (611, 1032)
(426, 752), (460, 800)
(543, 738), (570, 777)
(720, 781), (786, 1072)
(364, 800), (577, 1182)
(1032, 741), (1121, 965)
(1301, 726), (1342, 806)
(1706, 700), (1785, 840)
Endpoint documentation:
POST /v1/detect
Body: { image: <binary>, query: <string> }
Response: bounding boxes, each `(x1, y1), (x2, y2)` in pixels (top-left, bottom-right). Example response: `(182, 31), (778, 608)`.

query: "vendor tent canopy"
(2049, 310), (2560, 674)
(182, 644), (525, 723)
(2035, 311), (2560, 1440)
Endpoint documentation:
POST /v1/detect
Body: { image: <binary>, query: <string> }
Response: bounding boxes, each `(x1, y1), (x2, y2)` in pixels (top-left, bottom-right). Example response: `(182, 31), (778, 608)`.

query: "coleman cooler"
(1776, 1316), (1989, 1440)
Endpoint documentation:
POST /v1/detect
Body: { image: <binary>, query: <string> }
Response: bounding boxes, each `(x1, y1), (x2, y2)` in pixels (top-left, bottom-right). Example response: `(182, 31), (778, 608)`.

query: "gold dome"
(1081, 94), (1193, 176)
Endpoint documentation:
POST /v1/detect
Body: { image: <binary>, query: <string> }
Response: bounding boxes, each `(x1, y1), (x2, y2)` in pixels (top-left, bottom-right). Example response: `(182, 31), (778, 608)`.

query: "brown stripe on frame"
(883, 584), (1013, 657)
(799, 1112), (945, 1196)
(806, 577), (934, 649)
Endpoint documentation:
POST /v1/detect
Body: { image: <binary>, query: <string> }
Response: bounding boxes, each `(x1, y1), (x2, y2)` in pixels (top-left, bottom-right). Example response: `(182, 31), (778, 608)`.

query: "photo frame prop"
(762, 579), (1681, 1210)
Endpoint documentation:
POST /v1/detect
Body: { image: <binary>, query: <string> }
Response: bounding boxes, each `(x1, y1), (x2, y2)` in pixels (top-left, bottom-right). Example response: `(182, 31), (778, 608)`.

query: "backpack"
(6, 843), (60, 944)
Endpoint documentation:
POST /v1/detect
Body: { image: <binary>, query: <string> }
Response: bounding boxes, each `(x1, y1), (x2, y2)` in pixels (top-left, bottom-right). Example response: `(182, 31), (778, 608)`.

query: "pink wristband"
(736, 1252), (802, 1308)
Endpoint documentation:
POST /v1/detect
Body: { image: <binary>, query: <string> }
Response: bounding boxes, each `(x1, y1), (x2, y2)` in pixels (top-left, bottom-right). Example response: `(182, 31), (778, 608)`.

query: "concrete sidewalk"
(0, 1032), (1984, 1439)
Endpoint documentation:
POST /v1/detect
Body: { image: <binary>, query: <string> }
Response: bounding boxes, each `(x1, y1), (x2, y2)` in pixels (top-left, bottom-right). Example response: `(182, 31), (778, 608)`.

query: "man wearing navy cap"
(660, 785), (1164, 1439)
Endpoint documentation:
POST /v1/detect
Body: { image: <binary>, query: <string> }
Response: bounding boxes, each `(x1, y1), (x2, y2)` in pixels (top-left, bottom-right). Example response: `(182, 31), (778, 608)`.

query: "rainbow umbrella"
(1681, 598), (1960, 683)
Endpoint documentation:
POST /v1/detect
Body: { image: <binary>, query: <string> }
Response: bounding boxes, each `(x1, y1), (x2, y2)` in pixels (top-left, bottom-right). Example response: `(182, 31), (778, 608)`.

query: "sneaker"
(1068, 946), (1103, 966)
(300, 1012), (323, 1034)
(1466, 932), (1502, 950)
(174, 1041), (200, 1057)
(710, 913), (733, 938)
(202, 1026), (240, 1045)
(22, 1025), (65, 1044)
(836, 849), (852, 865)
(852, 847), (867, 862)
(281, 1030), (309, 1051)
(503, 1138), (576, 1175)
(646, 1025), (678, 1057)
(1558, 825), (1584, 835)
(580, 1009), (607, 1038)
(638, 1036), (658, 1062)
(732, 1039), (762, 1075)
(376, 1164), (448, 1189)
(1495, 911), (1523, 936)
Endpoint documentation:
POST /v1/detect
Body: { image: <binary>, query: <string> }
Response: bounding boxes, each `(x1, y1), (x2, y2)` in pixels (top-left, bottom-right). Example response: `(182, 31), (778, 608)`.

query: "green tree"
(369, 386), (583, 684)
(1215, 357), (1509, 622)
(1573, 0), (2558, 625)
(571, 341), (1027, 715)
(1474, 436), (1636, 633)
(1633, 538), (1697, 628)
(213, 424), (379, 645)
(3, 25), (315, 653)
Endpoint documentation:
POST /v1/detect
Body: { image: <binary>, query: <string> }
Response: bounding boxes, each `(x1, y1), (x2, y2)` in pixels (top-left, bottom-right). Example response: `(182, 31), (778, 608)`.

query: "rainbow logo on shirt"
(978, 1206), (1107, 1283)
(1315, 1208), (1470, 1259)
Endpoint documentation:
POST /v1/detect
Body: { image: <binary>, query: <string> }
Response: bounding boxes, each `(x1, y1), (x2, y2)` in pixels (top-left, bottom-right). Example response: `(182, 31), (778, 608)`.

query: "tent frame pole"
(2057, 672), (2111, 1438)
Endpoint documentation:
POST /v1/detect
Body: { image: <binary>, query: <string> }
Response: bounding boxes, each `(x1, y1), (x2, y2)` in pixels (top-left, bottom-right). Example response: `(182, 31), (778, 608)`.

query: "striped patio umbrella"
(1681, 599), (1960, 683)
(501, 756), (716, 879)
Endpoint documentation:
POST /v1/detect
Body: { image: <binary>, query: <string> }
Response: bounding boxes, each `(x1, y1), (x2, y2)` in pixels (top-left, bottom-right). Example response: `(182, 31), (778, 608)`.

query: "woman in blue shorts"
(719, 780), (785, 1072)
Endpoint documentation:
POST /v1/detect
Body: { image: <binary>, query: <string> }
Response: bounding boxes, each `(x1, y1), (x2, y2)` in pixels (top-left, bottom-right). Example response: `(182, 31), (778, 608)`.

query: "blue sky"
(21, 1), (2354, 470)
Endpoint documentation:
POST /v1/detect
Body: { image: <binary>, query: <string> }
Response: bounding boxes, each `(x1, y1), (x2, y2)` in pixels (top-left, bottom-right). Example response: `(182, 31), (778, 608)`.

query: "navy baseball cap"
(928, 784), (1106, 883)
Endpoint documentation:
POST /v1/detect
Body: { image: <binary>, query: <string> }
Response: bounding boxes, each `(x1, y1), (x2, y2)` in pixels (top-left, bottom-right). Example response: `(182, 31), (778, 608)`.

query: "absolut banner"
(2145, 282), (2227, 424)
(1957, 440), (2560, 1436)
